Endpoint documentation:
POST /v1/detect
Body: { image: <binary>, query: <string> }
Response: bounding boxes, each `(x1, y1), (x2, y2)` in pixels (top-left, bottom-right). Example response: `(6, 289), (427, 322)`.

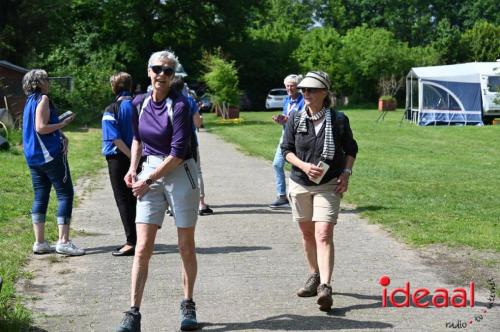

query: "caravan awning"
(409, 62), (500, 83)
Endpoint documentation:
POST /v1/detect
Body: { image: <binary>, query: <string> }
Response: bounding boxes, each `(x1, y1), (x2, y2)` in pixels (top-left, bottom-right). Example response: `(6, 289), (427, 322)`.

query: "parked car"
(265, 88), (287, 110)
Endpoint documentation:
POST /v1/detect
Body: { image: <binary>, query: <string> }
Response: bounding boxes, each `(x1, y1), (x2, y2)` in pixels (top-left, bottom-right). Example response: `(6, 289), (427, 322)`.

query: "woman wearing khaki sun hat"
(281, 71), (358, 311)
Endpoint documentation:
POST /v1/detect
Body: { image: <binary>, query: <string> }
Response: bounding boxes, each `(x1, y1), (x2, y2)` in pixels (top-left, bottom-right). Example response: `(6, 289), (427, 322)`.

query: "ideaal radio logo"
(378, 275), (496, 329)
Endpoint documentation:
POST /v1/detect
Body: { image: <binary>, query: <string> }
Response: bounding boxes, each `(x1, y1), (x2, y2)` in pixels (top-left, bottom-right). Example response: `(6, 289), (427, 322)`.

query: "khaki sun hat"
(297, 71), (331, 90)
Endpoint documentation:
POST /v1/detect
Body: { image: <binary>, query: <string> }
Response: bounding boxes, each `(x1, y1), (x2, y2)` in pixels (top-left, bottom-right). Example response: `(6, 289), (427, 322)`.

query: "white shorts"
(136, 156), (199, 228)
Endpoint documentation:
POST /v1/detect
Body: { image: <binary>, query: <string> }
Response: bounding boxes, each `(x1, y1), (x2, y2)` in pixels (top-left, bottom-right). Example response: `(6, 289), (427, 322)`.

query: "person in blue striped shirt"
(22, 69), (84, 256)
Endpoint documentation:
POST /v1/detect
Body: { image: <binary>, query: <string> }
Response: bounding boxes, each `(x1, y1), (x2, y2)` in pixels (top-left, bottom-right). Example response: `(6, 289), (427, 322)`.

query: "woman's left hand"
(62, 136), (69, 154)
(334, 173), (350, 194)
(132, 180), (150, 199)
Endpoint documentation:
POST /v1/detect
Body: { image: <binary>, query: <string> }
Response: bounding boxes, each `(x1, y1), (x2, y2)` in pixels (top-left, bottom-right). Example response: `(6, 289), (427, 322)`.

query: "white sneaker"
(32, 241), (54, 254)
(55, 241), (85, 256)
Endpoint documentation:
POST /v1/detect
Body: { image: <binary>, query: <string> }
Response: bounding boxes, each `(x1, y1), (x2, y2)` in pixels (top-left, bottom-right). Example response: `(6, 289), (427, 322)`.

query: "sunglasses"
(301, 87), (323, 93)
(149, 65), (175, 76)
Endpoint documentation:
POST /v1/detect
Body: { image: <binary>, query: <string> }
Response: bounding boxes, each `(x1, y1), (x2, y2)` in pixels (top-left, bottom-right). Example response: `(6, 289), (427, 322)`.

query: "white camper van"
(406, 62), (500, 125)
(480, 74), (500, 124)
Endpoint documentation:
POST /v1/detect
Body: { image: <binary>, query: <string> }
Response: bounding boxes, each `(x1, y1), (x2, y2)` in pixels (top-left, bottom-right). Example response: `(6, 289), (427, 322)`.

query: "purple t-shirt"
(132, 89), (193, 159)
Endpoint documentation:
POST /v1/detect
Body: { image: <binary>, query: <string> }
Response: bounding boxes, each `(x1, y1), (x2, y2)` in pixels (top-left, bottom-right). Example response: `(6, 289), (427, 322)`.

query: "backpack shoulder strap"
(104, 101), (121, 119)
(292, 108), (303, 133)
(114, 100), (123, 118)
(166, 98), (173, 124)
(139, 93), (152, 118)
(332, 109), (345, 140)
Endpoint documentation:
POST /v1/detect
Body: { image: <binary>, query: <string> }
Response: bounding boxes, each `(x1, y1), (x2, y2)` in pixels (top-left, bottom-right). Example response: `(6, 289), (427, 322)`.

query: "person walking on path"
(102, 72), (141, 257)
(115, 50), (200, 332)
(270, 74), (304, 209)
(21, 69), (85, 256)
(170, 76), (213, 216)
(281, 71), (358, 311)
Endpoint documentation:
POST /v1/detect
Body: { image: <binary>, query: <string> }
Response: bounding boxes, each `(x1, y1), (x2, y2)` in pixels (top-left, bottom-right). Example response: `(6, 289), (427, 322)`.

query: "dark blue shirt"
(102, 98), (135, 156)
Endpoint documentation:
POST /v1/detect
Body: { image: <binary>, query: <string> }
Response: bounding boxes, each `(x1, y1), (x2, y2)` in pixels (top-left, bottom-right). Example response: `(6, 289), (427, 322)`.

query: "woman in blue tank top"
(22, 69), (85, 256)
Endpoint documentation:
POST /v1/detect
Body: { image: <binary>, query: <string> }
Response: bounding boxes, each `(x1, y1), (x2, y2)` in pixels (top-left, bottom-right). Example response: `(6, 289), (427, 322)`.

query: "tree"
(431, 19), (464, 64)
(460, 21), (500, 62)
(231, 22), (302, 108)
(340, 26), (439, 102)
(202, 51), (240, 118)
(310, 0), (349, 33)
(292, 27), (344, 94)
(250, 0), (315, 30)
(0, 0), (72, 63)
(315, 0), (436, 46)
(458, 0), (500, 30)
(152, 0), (260, 80)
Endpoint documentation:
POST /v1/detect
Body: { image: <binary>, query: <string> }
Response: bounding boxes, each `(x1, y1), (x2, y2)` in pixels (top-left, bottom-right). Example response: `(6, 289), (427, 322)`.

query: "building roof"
(0, 60), (28, 73)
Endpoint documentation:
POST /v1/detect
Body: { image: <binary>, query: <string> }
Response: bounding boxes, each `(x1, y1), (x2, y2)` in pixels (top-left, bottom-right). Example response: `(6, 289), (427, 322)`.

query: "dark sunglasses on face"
(301, 87), (322, 93)
(149, 65), (175, 76)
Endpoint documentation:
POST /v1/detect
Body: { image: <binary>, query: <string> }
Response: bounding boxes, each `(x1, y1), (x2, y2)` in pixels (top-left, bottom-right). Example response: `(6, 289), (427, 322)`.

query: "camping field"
(203, 109), (500, 251)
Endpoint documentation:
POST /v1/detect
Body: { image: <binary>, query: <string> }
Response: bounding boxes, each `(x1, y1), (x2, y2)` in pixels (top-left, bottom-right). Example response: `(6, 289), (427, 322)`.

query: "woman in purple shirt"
(116, 50), (200, 332)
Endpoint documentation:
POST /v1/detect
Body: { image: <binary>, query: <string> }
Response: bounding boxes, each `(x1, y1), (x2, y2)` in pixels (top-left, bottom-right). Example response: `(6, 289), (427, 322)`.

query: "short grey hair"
(22, 69), (48, 95)
(147, 50), (179, 70)
(283, 74), (302, 85)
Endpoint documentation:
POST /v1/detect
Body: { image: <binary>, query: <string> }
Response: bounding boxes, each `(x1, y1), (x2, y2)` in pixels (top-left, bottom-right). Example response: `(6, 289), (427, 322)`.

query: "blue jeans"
(29, 154), (74, 225)
(272, 135), (286, 196)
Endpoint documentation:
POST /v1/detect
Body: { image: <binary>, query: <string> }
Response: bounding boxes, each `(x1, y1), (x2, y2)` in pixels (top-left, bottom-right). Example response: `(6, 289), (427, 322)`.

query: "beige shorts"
(288, 178), (342, 224)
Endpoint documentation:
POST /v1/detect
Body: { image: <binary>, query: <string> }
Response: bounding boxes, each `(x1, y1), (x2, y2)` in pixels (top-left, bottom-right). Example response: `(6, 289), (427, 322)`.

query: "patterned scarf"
(297, 107), (335, 161)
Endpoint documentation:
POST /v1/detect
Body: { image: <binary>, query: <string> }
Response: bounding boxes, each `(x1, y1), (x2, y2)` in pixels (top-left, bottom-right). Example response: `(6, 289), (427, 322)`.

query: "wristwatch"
(342, 168), (352, 175)
(145, 177), (154, 186)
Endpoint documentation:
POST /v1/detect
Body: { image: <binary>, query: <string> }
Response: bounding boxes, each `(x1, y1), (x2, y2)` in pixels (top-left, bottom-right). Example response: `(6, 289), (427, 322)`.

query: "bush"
(34, 46), (121, 126)
(379, 95), (396, 102)
(293, 27), (344, 94)
(202, 50), (240, 108)
(460, 21), (500, 62)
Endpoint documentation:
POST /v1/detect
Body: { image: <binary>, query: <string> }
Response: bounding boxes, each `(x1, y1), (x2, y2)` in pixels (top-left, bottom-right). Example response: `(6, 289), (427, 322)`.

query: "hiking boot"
(180, 299), (198, 331)
(269, 195), (289, 209)
(116, 310), (141, 332)
(297, 272), (320, 297)
(55, 241), (85, 256)
(317, 283), (333, 311)
(32, 241), (54, 254)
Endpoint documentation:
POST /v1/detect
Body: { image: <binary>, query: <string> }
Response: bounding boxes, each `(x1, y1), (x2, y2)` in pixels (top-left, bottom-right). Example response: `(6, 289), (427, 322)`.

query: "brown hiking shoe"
(317, 284), (333, 311)
(297, 272), (320, 297)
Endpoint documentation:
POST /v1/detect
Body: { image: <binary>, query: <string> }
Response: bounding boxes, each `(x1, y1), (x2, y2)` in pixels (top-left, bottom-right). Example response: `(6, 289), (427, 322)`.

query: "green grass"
(203, 110), (500, 251)
(0, 127), (105, 331)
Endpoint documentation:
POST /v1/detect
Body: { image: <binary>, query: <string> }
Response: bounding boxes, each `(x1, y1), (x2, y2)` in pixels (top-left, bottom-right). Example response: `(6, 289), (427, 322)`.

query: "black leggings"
(106, 153), (139, 245)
